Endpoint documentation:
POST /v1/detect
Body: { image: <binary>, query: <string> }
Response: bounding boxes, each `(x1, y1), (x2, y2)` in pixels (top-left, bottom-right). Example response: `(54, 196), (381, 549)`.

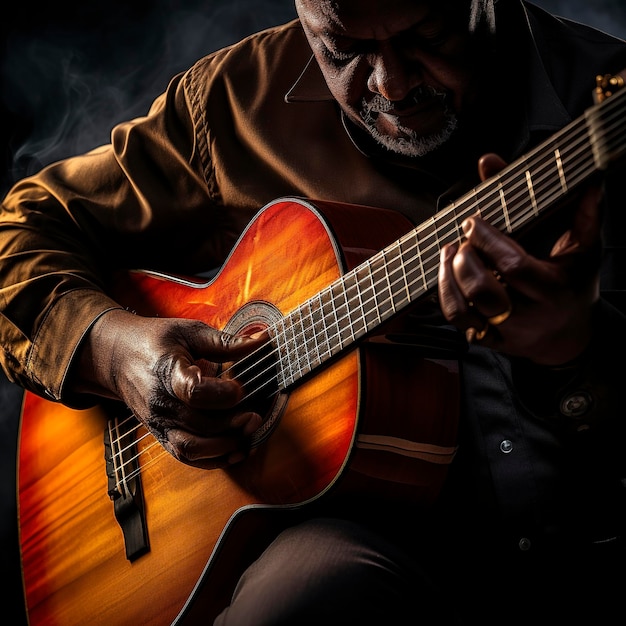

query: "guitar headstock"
(594, 72), (625, 104)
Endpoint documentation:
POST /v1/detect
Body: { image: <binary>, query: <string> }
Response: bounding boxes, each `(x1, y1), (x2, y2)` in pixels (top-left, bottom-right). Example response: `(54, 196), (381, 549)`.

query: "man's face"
(296, 0), (481, 157)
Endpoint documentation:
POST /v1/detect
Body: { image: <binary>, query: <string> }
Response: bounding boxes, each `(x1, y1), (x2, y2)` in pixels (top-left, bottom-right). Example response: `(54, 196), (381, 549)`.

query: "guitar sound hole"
(224, 301), (289, 448)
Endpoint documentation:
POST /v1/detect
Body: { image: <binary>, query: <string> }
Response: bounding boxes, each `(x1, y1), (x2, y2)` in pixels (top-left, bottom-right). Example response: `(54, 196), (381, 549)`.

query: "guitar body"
(18, 198), (460, 625)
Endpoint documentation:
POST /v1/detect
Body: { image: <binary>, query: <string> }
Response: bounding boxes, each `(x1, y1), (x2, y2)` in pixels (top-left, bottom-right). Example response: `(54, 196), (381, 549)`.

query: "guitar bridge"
(104, 407), (150, 561)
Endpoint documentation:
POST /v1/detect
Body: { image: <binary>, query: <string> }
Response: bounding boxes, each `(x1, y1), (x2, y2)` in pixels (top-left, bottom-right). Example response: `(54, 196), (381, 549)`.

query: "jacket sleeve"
(0, 68), (222, 405)
(511, 298), (626, 432)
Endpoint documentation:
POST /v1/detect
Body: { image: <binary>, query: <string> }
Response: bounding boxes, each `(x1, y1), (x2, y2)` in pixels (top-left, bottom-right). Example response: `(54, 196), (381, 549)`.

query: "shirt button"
(518, 537), (532, 551)
(560, 391), (592, 418)
(500, 439), (513, 454)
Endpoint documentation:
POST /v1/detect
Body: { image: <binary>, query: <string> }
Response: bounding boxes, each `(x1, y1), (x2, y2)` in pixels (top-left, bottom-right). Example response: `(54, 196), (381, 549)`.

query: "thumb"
(186, 323), (270, 361)
(571, 183), (603, 248)
(170, 326), (270, 405)
(551, 184), (603, 256)
(477, 153), (508, 182)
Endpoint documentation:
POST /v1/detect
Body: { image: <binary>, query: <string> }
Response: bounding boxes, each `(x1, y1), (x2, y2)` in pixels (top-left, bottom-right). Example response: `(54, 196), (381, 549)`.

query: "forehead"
(297, 0), (445, 37)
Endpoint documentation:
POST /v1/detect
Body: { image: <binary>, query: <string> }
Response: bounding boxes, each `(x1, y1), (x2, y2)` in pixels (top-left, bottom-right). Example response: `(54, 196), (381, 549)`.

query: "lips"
(364, 85), (448, 120)
(385, 97), (440, 118)
(358, 85), (453, 140)
(376, 101), (448, 137)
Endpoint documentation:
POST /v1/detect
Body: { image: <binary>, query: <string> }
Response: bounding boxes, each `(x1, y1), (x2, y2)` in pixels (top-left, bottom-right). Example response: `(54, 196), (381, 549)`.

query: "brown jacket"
(1, 4), (626, 421)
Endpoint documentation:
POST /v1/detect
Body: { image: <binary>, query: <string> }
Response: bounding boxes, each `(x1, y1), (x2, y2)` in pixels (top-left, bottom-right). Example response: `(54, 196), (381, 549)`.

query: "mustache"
(361, 85), (449, 118)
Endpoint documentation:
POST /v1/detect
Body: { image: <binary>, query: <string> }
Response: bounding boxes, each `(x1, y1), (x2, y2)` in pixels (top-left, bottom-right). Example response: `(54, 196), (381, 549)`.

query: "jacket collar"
(285, 54), (334, 103)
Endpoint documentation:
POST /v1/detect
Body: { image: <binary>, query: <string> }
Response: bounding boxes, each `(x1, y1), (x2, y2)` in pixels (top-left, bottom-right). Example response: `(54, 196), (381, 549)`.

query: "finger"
(172, 360), (245, 409)
(477, 153), (508, 182)
(460, 215), (525, 273)
(551, 184), (604, 256)
(165, 428), (252, 467)
(165, 428), (238, 461)
(450, 236), (512, 318)
(187, 325), (270, 361)
(459, 215), (547, 299)
(575, 184), (603, 246)
(171, 327), (271, 408)
(161, 410), (262, 459)
(438, 243), (484, 330)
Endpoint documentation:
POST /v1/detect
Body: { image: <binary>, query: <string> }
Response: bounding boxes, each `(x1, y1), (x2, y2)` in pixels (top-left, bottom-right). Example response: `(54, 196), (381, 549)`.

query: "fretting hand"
(438, 153), (603, 366)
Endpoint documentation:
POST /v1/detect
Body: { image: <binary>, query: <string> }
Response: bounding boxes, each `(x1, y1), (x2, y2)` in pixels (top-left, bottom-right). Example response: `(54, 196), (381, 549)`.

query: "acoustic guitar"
(17, 74), (626, 625)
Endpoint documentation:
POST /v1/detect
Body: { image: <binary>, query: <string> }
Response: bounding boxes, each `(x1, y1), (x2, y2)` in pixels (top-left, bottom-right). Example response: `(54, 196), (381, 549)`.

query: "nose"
(367, 41), (422, 102)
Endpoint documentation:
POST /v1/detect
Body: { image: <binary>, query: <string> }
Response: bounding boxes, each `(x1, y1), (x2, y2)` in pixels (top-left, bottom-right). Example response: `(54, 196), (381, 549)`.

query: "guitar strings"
(225, 88), (625, 400)
(111, 124), (604, 488)
(108, 87), (626, 484)
(114, 89), (625, 482)
(107, 417), (166, 490)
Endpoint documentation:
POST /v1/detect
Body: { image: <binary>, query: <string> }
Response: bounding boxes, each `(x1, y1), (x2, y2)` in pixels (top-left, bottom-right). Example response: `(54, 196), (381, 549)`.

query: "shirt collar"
(285, 54), (334, 103)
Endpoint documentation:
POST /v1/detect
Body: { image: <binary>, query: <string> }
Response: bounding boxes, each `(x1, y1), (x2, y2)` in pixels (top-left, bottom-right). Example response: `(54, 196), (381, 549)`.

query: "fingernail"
(441, 243), (456, 261)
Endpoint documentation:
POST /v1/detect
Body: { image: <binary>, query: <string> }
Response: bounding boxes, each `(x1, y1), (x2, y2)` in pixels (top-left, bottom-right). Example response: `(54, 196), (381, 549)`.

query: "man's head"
(295, 0), (496, 157)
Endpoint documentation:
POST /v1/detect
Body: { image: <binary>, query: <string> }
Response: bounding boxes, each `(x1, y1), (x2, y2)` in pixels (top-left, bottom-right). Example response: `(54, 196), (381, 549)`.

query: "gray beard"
(360, 90), (458, 158)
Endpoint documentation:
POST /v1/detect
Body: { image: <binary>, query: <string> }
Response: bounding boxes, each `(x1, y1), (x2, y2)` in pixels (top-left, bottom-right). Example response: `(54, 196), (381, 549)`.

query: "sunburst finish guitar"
(18, 74), (626, 625)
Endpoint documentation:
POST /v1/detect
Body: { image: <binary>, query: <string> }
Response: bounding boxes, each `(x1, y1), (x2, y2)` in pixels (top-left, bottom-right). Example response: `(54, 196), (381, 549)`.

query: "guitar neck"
(264, 81), (626, 390)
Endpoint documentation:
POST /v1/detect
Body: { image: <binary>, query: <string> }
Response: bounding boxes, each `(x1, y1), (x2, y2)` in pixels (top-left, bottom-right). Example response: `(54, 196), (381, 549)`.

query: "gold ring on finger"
(474, 325), (489, 341)
(487, 306), (512, 326)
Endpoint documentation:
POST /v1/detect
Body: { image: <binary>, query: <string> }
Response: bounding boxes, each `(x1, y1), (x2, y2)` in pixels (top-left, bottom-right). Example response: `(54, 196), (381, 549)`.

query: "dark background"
(1, 1), (626, 623)
(2, 0), (626, 197)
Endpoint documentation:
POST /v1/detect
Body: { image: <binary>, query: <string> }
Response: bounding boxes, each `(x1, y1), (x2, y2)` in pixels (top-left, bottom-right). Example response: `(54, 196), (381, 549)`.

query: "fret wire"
(281, 316), (293, 390)
(313, 291), (331, 363)
(325, 286), (340, 359)
(400, 231), (426, 296)
(380, 250), (396, 315)
(276, 132), (591, 383)
(272, 317), (289, 389)
(369, 254), (394, 321)
(353, 263), (367, 335)
(333, 277), (353, 348)
(286, 309), (303, 385)
(301, 298), (321, 373)
(356, 259), (380, 332)
(292, 137), (580, 370)
(261, 91), (625, 393)
(321, 281), (342, 357)
(385, 242), (412, 311)
(345, 271), (366, 339)
(292, 308), (307, 381)
(525, 170), (539, 217)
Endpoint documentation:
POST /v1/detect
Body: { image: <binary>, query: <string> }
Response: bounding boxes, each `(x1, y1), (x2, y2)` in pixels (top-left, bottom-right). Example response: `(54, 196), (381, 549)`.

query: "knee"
(215, 517), (442, 625)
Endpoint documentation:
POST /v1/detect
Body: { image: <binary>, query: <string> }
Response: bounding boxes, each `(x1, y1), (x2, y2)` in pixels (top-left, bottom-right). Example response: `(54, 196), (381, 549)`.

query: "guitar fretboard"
(263, 84), (626, 391)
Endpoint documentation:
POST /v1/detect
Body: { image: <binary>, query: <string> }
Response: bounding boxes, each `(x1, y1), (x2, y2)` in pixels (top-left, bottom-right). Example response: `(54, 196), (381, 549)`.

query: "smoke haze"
(1, 0), (297, 195)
